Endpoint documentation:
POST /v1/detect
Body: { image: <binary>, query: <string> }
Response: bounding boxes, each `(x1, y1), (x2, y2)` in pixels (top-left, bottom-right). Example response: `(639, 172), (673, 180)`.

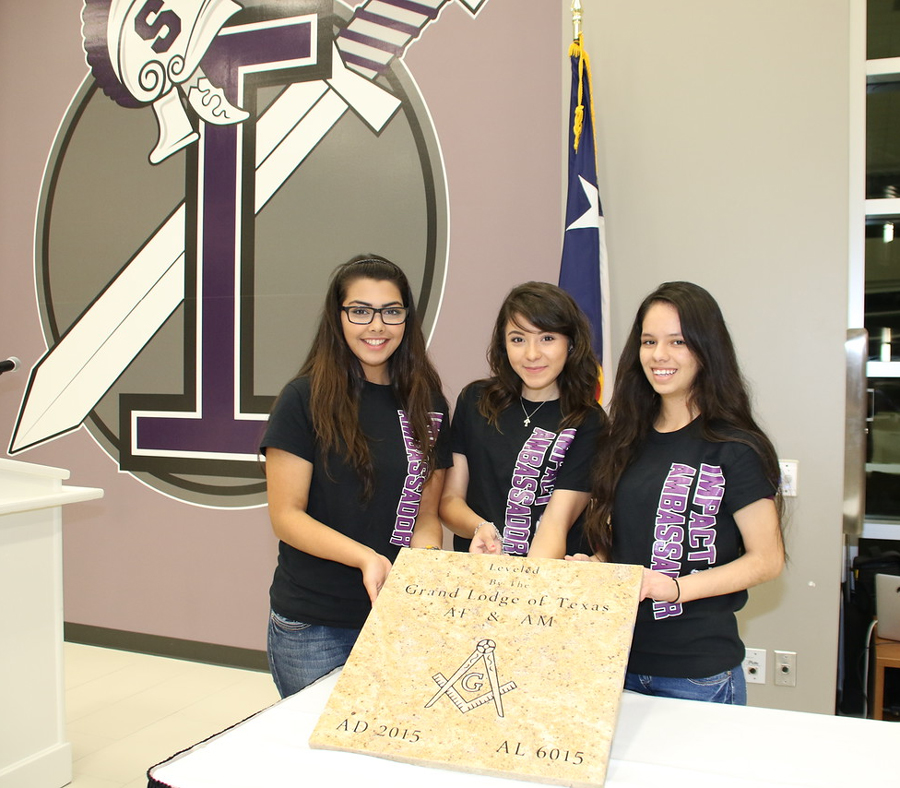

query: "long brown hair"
(585, 281), (784, 557)
(478, 281), (601, 430)
(298, 255), (443, 498)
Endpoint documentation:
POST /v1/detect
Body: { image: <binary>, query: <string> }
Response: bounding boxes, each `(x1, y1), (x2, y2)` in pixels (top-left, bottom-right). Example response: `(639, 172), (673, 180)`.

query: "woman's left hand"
(639, 568), (680, 603)
(564, 552), (600, 562)
(641, 497), (783, 605)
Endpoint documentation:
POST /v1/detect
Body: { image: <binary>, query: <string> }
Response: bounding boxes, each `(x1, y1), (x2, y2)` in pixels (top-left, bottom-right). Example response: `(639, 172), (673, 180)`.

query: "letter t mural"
(16, 0), (481, 504)
(120, 13), (328, 475)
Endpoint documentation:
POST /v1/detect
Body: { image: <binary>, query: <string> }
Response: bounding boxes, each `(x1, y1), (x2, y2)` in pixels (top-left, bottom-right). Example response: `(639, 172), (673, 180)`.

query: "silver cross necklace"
(520, 397), (548, 427)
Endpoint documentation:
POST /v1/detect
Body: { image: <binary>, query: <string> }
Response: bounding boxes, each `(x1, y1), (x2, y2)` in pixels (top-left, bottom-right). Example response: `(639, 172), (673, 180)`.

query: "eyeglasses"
(340, 305), (408, 325)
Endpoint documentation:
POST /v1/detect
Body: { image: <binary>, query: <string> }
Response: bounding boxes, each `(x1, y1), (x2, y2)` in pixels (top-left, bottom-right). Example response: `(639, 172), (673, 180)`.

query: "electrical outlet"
(742, 647), (766, 684)
(774, 650), (797, 687)
(779, 460), (798, 497)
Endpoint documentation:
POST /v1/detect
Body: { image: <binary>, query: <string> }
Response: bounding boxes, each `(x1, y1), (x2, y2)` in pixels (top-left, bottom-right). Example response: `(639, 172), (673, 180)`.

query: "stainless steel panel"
(845, 328), (868, 536)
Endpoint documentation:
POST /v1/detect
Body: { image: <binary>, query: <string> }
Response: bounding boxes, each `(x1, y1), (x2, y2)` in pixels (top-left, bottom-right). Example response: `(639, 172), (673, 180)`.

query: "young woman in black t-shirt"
(575, 281), (784, 704)
(261, 256), (450, 697)
(440, 282), (606, 558)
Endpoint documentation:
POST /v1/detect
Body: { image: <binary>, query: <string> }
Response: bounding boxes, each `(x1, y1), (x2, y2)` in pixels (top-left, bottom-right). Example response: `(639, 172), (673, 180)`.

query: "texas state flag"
(559, 33), (610, 402)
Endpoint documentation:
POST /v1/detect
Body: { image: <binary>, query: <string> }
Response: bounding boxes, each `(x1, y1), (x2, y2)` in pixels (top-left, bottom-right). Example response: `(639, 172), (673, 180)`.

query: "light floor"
(65, 642), (280, 788)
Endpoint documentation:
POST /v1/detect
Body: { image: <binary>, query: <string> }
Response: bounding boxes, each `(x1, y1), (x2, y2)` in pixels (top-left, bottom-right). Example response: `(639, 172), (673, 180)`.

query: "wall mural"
(10, 0), (488, 508)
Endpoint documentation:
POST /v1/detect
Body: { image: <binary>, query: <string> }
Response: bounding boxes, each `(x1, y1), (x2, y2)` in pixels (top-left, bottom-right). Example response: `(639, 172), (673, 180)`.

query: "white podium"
(0, 458), (103, 788)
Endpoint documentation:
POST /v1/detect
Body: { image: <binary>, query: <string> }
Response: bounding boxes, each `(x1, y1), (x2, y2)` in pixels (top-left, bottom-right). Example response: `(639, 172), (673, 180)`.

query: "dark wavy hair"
(477, 281), (601, 430)
(585, 281), (783, 556)
(297, 254), (443, 499)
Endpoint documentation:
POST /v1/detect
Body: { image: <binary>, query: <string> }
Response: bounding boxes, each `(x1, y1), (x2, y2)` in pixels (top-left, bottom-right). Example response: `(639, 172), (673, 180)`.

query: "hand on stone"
(640, 568), (680, 603)
(564, 552), (600, 562)
(361, 552), (393, 604)
(469, 525), (503, 555)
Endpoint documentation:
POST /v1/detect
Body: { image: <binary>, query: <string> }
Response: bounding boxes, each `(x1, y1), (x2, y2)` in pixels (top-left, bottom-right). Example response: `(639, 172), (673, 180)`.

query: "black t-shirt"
(261, 377), (451, 628)
(612, 419), (776, 678)
(450, 381), (605, 555)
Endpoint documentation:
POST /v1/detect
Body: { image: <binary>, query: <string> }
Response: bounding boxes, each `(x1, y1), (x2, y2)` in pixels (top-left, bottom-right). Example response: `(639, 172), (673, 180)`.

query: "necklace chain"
(520, 397), (548, 427)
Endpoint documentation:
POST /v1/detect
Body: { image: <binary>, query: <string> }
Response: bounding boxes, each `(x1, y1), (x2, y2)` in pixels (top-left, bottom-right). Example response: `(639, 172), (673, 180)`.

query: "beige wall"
(574, 0), (851, 713)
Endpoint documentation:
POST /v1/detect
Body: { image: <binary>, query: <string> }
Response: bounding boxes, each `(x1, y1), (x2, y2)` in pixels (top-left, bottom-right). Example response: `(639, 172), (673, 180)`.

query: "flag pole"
(560, 0), (611, 403)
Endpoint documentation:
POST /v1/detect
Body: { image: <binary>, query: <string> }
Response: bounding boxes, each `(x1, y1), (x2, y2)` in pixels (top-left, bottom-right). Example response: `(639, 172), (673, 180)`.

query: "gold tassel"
(569, 33), (591, 153)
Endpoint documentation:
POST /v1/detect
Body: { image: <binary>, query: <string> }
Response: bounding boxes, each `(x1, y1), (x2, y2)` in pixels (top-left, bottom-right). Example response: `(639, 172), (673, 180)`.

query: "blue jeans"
(624, 666), (746, 705)
(267, 610), (361, 698)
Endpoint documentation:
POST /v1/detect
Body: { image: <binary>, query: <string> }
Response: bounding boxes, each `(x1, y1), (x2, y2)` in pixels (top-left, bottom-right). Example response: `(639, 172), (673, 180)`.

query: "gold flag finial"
(572, 0), (583, 41)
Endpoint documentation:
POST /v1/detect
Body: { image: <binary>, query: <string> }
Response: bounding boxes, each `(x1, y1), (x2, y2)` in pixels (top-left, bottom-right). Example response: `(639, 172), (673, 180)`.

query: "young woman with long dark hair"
(440, 281), (607, 558)
(576, 281), (784, 704)
(261, 255), (450, 697)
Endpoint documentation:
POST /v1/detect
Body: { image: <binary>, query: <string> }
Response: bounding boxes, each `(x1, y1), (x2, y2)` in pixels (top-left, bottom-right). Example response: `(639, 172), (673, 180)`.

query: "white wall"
(572, 1), (851, 713)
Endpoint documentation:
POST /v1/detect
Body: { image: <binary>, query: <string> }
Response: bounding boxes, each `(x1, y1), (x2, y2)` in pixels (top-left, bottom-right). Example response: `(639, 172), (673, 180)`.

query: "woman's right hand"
(361, 551), (394, 604)
(469, 523), (503, 555)
(564, 552), (601, 562)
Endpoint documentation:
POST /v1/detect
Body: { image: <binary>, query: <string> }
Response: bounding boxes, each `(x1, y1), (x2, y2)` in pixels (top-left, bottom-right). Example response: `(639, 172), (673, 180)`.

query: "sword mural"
(12, 0), (490, 506)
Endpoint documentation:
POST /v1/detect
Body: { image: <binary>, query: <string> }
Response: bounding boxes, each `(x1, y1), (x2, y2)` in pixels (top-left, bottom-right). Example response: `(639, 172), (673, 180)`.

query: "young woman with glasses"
(439, 282), (607, 558)
(572, 281), (784, 704)
(260, 255), (450, 697)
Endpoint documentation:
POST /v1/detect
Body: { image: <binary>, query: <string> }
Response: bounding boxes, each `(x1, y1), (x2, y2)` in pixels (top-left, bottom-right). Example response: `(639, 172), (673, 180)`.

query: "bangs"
(507, 300), (569, 336)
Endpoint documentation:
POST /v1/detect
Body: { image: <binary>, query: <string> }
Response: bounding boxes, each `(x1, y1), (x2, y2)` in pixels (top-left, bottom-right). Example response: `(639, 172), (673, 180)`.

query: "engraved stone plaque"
(309, 550), (642, 787)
